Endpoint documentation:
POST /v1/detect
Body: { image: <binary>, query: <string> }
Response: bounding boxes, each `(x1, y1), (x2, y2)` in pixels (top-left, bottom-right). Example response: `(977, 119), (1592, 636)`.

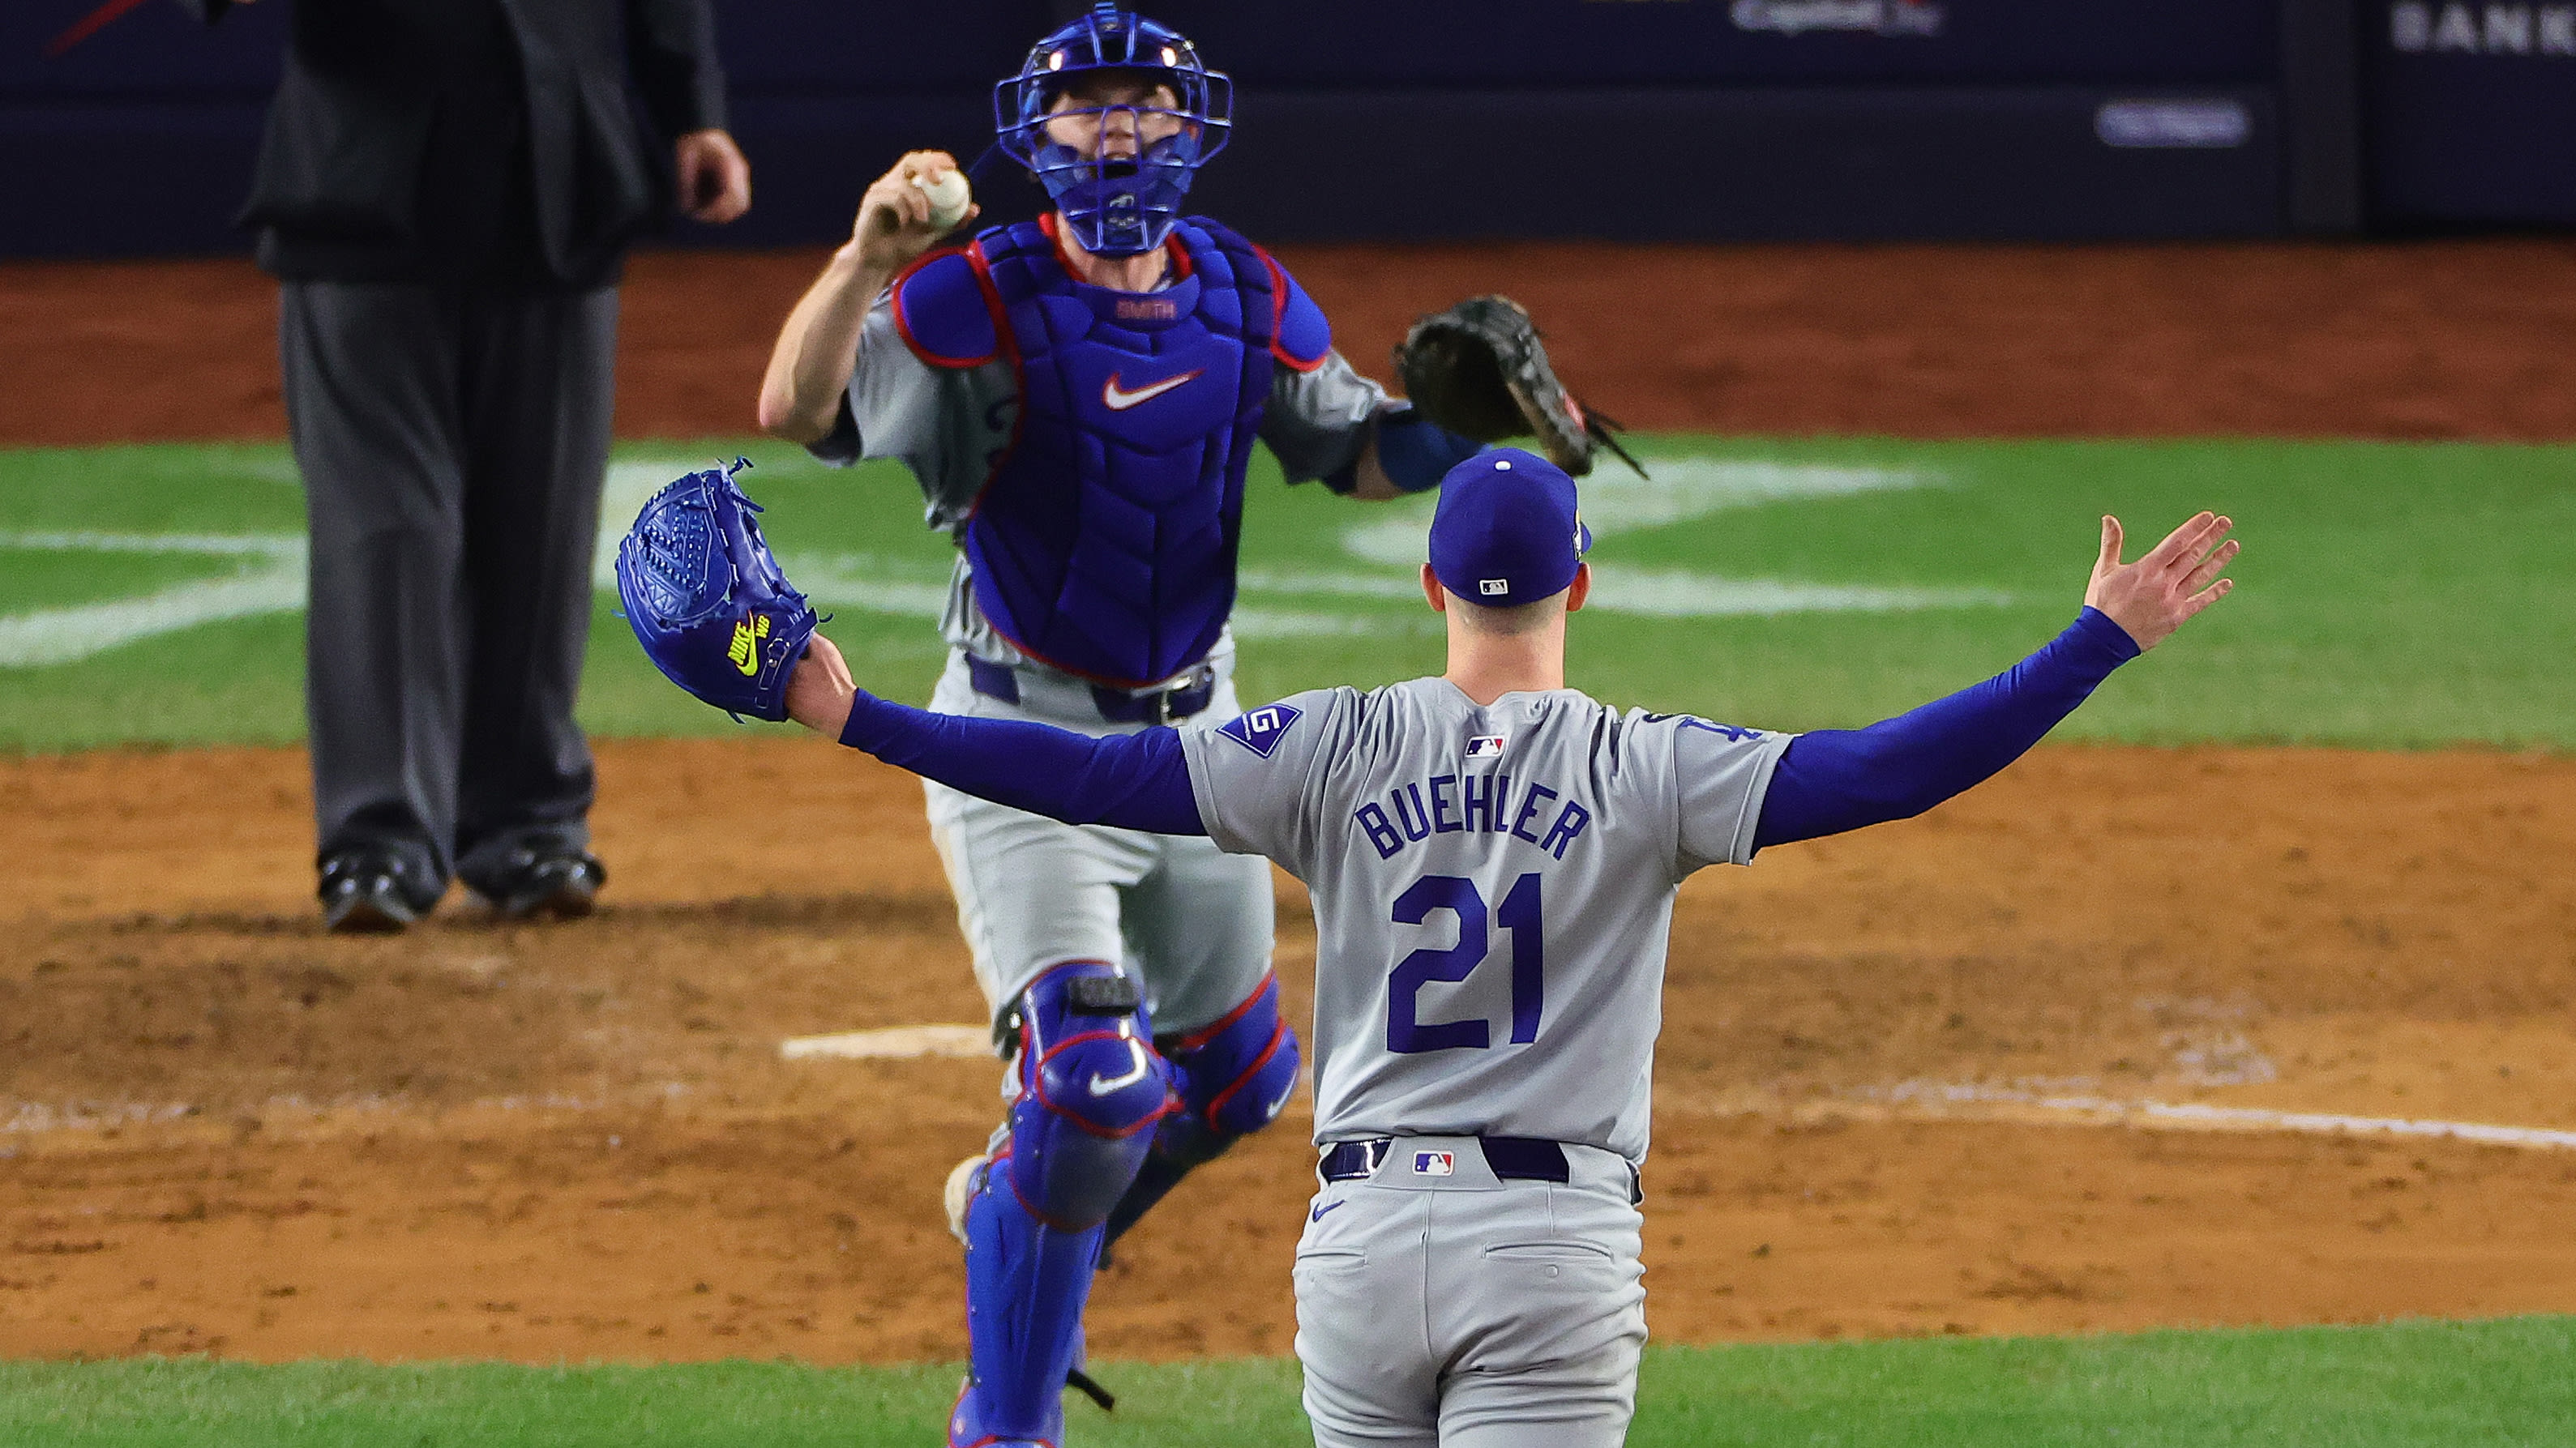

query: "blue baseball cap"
(1428, 448), (1592, 604)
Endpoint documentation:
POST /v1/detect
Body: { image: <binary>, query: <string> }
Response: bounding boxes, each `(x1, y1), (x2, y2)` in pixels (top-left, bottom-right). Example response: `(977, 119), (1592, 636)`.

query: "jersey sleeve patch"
(890, 250), (1001, 369)
(1259, 249), (1333, 372)
(1645, 711), (1765, 744)
(1217, 701), (1304, 758)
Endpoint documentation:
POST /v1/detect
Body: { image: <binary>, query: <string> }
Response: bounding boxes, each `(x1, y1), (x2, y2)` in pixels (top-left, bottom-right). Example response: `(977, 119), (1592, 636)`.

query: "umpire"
(180, 0), (751, 931)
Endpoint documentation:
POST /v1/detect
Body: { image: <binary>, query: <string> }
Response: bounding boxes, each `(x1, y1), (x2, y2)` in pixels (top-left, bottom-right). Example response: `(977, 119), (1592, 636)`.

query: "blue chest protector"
(893, 216), (1328, 688)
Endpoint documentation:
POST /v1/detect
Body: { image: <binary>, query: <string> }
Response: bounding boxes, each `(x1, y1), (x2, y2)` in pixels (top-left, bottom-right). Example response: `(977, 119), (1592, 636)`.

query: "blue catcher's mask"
(993, 3), (1232, 258)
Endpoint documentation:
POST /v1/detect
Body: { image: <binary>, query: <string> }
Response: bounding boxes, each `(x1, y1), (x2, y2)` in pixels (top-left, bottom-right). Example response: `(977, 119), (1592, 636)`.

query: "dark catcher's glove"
(615, 458), (818, 723)
(1393, 295), (1645, 479)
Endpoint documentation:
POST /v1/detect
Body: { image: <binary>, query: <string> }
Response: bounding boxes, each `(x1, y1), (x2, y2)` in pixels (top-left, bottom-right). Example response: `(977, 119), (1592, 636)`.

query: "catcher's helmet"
(993, 3), (1231, 257)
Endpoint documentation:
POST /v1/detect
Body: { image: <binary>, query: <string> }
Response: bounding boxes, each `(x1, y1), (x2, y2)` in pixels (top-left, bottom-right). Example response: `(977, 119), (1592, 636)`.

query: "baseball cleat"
(944, 1153), (989, 1245)
(470, 849), (605, 921)
(319, 852), (426, 934)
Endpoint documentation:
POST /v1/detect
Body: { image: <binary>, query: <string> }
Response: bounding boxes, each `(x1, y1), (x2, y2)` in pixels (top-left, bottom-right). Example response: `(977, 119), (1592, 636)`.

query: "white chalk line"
(1683, 1080), (2576, 1153)
(0, 532), (307, 668)
(779, 1023), (995, 1061)
(4, 457), (2013, 667)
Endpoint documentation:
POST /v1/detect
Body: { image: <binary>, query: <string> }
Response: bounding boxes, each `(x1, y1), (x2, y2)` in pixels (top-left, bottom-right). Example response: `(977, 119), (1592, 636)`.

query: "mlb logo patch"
(1413, 1151), (1457, 1177)
(1464, 734), (1508, 758)
(1479, 579), (1509, 596)
(1218, 702), (1303, 759)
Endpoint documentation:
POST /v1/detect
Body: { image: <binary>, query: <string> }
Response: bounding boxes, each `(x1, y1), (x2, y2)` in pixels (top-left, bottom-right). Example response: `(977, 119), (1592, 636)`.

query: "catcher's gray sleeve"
(1179, 686), (1359, 876)
(1260, 353), (1387, 485)
(1668, 720), (1795, 875)
(808, 292), (1011, 536)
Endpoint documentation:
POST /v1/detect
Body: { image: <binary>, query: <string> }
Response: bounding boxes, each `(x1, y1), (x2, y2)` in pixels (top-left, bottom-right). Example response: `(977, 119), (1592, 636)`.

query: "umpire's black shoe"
(468, 848), (606, 921)
(319, 852), (431, 934)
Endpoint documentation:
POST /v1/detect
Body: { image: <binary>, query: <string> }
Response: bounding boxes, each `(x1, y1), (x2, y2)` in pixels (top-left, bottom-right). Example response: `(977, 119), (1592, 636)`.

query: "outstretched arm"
(784, 637), (1206, 835)
(1753, 511), (2237, 849)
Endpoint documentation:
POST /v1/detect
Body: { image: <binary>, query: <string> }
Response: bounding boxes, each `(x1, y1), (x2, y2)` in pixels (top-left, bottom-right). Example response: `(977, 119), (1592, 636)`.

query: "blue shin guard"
(956, 1176), (1087, 1447)
(957, 963), (1170, 1446)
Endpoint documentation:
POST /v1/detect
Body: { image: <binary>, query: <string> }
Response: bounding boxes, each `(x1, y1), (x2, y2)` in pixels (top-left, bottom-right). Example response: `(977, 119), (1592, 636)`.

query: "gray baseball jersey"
(811, 284), (1386, 667)
(1179, 677), (1791, 1165)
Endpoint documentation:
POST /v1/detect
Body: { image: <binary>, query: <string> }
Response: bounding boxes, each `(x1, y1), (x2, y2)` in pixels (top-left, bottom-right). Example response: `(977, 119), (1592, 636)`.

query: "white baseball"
(914, 169), (973, 232)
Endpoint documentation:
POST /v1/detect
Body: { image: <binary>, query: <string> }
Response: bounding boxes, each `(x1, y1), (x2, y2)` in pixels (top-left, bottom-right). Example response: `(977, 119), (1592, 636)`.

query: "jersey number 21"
(1387, 873), (1542, 1053)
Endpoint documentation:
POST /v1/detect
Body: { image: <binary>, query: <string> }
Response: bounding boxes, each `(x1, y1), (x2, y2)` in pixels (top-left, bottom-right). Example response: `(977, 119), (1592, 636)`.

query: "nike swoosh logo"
(1087, 1039), (1153, 1096)
(1260, 1075), (1298, 1121)
(1102, 369), (1203, 411)
(1310, 1199), (1345, 1223)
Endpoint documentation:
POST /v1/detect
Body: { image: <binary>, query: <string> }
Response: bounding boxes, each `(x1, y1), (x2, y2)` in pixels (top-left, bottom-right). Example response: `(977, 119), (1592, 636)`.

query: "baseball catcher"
(614, 459), (818, 724)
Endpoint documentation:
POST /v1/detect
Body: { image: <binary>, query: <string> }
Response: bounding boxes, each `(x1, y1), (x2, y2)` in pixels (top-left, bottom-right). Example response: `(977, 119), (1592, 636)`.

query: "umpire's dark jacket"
(182, 0), (726, 287)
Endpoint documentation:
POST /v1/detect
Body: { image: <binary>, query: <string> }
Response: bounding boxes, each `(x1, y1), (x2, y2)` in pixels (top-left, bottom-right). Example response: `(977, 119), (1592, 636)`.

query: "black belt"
(967, 656), (1217, 726)
(1320, 1136), (1571, 1184)
(1320, 1136), (1642, 1203)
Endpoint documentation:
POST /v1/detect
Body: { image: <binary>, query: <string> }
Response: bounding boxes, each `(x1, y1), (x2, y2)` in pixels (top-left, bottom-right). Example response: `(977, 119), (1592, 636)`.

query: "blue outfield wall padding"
(1182, 87), (2283, 243)
(1, 0), (284, 100)
(0, 101), (268, 258)
(1146, 0), (2279, 89)
(2, 86), (2283, 258)
(684, 86), (2284, 250)
(2366, 4), (2576, 228)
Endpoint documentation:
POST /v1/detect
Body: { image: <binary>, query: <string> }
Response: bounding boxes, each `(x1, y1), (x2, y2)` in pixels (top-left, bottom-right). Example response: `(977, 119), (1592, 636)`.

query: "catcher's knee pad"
(1097, 974), (1299, 1249)
(1169, 971), (1300, 1138)
(1003, 960), (1173, 1230)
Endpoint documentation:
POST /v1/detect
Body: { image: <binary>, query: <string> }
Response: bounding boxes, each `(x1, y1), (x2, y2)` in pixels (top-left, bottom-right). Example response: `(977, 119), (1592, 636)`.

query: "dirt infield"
(3, 739), (2573, 1363)
(7, 237), (2576, 446)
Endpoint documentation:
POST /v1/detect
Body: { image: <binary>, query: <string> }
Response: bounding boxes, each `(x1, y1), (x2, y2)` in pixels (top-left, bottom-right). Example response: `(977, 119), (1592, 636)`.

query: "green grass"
(3, 1318), (2570, 1446)
(3, 435), (2570, 752)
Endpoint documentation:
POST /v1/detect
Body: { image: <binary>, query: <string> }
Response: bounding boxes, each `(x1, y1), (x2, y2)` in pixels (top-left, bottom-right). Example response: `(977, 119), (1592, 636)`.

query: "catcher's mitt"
(614, 458), (818, 724)
(1393, 295), (1645, 479)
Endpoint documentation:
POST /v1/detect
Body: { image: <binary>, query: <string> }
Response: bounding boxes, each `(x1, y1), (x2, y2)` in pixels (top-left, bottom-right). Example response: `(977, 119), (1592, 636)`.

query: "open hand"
(785, 632), (857, 737)
(2086, 512), (2238, 651)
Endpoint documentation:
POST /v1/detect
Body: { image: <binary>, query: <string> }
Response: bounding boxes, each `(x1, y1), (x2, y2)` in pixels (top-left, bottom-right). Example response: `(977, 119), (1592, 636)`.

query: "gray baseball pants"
(1294, 1137), (1648, 1447)
(919, 648), (1277, 1043)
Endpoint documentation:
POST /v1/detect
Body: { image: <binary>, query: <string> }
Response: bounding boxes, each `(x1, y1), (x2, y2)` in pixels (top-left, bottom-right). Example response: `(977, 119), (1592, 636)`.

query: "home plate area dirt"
(2, 738), (2573, 1364)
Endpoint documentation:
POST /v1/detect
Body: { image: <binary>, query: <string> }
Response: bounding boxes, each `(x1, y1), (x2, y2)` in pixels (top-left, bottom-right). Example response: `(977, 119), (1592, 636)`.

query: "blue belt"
(967, 656), (1217, 725)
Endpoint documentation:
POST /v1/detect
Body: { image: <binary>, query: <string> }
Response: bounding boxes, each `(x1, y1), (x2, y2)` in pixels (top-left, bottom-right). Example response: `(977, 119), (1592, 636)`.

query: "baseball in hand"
(914, 170), (973, 232)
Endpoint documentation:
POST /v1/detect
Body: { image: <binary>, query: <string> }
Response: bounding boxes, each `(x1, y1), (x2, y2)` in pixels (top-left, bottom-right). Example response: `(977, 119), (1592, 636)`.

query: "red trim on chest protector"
(1253, 246), (1327, 373)
(952, 241), (1028, 522)
(889, 246), (1005, 370)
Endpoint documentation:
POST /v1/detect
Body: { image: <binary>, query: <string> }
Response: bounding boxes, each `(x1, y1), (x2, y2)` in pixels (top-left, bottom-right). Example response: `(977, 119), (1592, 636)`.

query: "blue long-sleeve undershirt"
(1749, 607), (2141, 850)
(835, 607), (2142, 848)
(840, 698), (1205, 835)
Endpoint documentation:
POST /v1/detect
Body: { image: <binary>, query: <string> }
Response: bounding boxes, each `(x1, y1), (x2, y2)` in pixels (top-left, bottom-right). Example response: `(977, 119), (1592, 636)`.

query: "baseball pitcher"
(626, 444), (2233, 1442)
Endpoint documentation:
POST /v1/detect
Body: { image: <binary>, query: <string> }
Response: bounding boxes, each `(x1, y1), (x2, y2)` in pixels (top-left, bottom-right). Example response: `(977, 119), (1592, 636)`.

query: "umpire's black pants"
(280, 280), (617, 900)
